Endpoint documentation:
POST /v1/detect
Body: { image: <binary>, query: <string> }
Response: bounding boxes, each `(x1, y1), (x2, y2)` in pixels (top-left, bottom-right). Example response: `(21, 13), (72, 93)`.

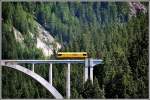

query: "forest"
(2, 1), (149, 98)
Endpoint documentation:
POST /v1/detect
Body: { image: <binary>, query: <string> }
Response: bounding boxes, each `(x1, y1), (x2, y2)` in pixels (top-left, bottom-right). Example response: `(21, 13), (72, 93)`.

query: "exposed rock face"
(13, 27), (25, 48)
(35, 21), (61, 56)
(13, 21), (61, 57)
(129, 2), (147, 17)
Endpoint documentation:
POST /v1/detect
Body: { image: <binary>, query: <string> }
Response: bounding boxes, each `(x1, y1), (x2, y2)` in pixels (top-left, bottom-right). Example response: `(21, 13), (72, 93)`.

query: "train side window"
(57, 54), (62, 56)
(83, 54), (87, 56)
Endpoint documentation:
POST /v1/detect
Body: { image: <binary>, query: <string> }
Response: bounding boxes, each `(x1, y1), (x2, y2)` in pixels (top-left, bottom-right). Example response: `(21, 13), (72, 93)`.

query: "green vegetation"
(2, 2), (148, 98)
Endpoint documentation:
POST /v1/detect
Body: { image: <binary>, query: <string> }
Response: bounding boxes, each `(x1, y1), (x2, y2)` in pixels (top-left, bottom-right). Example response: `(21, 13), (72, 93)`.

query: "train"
(57, 52), (88, 59)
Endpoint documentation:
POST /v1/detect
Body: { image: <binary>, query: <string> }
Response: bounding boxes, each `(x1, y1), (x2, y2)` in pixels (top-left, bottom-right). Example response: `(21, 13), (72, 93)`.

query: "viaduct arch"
(1, 64), (63, 99)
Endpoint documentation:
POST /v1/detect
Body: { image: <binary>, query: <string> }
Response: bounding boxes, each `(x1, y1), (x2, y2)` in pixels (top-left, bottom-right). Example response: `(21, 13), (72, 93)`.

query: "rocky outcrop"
(35, 21), (61, 56)
(129, 2), (147, 17)
(13, 21), (61, 57)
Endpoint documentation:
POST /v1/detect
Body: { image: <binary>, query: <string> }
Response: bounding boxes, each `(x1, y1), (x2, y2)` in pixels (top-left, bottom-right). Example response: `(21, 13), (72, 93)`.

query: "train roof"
(57, 52), (87, 54)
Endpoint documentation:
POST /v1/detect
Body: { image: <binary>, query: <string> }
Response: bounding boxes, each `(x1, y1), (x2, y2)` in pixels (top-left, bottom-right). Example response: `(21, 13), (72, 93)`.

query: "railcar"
(57, 52), (88, 59)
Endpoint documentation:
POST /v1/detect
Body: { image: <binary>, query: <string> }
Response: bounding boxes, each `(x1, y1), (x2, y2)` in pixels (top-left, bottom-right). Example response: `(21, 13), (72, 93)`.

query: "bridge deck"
(1, 59), (103, 64)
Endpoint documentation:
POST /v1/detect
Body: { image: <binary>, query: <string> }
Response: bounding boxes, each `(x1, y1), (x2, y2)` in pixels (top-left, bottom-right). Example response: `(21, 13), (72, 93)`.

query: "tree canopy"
(2, 2), (149, 99)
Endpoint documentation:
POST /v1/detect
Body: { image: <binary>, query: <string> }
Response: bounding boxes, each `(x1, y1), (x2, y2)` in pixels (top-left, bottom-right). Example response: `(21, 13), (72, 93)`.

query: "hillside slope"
(13, 21), (61, 57)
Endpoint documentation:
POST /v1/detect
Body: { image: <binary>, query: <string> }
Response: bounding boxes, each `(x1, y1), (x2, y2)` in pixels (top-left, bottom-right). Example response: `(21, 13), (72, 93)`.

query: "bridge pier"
(89, 59), (93, 84)
(32, 63), (34, 72)
(84, 68), (88, 82)
(84, 58), (94, 84)
(90, 68), (93, 84)
(66, 63), (70, 99)
(49, 63), (52, 85)
(84, 59), (88, 82)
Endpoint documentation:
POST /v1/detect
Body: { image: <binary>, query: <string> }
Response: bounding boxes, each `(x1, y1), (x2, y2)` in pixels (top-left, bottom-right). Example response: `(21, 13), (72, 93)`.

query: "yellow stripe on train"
(57, 52), (88, 59)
